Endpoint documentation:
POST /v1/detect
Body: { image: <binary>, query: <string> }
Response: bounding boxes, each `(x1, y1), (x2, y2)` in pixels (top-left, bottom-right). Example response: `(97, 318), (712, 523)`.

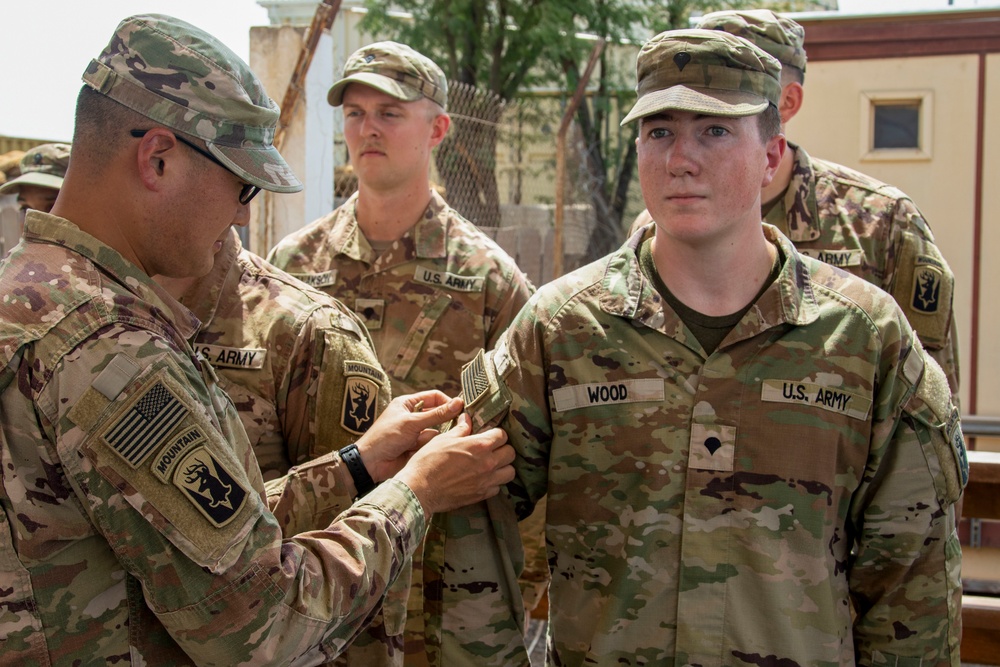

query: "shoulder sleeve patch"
(82, 367), (261, 571)
(892, 234), (953, 348)
(902, 349), (967, 505)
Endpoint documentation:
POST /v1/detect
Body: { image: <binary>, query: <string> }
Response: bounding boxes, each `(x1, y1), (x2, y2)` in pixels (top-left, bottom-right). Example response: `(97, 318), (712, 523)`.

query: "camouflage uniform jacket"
(180, 230), (390, 481)
(267, 190), (534, 398)
(440, 224), (967, 666)
(0, 212), (426, 666)
(268, 190), (534, 666)
(766, 142), (960, 397)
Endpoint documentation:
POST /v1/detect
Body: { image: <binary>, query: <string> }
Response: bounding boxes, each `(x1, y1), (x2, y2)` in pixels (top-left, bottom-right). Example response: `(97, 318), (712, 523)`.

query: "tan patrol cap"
(698, 9), (807, 73)
(0, 143), (71, 195)
(621, 28), (782, 126)
(327, 41), (448, 109)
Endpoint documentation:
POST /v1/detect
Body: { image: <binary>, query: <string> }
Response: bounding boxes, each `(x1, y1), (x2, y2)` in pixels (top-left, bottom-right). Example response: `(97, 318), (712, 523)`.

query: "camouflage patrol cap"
(699, 9), (807, 74)
(0, 143), (71, 195)
(82, 14), (301, 193)
(621, 28), (782, 125)
(327, 41), (448, 109)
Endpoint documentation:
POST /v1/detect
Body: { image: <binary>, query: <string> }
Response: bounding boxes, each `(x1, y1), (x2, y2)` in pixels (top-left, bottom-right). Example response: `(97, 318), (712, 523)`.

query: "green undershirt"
(639, 237), (782, 355)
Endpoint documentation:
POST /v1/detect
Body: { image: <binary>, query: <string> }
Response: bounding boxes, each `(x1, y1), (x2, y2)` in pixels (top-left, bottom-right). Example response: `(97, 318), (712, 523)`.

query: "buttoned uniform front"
(0, 212), (426, 666)
(267, 188), (533, 665)
(763, 142), (960, 397)
(178, 229), (390, 481)
(436, 224), (966, 666)
(268, 189), (533, 399)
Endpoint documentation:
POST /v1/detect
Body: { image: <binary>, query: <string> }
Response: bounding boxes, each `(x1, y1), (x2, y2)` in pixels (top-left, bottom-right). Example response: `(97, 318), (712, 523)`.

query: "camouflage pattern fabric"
(268, 189), (534, 666)
(327, 41), (449, 109)
(81, 14), (301, 193)
(764, 143), (960, 398)
(620, 29), (781, 125)
(698, 9), (808, 74)
(0, 211), (425, 665)
(435, 224), (966, 666)
(175, 229), (390, 481)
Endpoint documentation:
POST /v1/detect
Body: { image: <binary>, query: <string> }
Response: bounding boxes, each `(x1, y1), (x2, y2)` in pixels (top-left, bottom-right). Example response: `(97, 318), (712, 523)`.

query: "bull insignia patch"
(173, 446), (247, 527)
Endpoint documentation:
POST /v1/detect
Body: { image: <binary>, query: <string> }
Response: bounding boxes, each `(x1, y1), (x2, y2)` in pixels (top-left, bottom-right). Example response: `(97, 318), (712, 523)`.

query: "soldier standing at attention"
(0, 14), (514, 665)
(155, 229), (391, 485)
(267, 42), (535, 666)
(439, 28), (966, 666)
(631, 10), (960, 400)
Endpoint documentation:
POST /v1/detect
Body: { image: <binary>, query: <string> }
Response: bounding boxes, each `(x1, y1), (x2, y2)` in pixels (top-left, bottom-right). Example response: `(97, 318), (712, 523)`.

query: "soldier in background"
(0, 143), (71, 257)
(630, 10), (960, 401)
(438, 28), (966, 666)
(0, 142), (70, 216)
(155, 228), (391, 484)
(267, 41), (535, 666)
(0, 14), (514, 665)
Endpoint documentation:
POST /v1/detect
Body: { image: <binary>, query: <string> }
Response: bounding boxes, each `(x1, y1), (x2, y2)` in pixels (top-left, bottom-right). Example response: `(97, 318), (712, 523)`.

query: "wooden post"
(554, 38), (605, 279)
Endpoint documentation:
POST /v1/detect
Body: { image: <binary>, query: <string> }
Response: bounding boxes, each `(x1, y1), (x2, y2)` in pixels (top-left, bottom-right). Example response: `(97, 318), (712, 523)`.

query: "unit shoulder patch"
(173, 445), (248, 528)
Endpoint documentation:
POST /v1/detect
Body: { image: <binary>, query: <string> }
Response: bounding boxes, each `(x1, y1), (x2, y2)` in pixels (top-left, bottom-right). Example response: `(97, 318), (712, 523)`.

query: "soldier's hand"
(395, 413), (515, 515)
(355, 391), (463, 482)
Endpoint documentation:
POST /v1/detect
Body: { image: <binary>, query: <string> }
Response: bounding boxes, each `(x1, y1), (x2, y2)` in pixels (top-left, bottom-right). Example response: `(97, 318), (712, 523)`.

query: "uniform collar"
(330, 189), (451, 263)
(21, 211), (201, 340)
(599, 223), (819, 344)
(764, 142), (821, 243)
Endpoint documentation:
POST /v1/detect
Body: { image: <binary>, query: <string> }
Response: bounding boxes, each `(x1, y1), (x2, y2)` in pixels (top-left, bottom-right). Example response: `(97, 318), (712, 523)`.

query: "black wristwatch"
(339, 443), (376, 499)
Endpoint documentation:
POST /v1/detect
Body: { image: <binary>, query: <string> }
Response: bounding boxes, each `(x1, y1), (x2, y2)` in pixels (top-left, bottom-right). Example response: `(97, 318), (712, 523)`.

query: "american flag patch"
(105, 381), (188, 468)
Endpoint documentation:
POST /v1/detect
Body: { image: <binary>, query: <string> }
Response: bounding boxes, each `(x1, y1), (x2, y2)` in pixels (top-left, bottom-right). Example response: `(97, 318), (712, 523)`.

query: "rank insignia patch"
(173, 446), (247, 527)
(911, 260), (943, 314)
(355, 298), (385, 330)
(342, 376), (379, 435)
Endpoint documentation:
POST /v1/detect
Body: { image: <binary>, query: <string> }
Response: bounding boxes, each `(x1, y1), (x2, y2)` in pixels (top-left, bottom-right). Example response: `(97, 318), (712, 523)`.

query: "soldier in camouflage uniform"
(630, 10), (960, 401)
(267, 41), (534, 666)
(155, 229), (391, 481)
(0, 14), (514, 666)
(0, 143), (70, 216)
(435, 28), (967, 666)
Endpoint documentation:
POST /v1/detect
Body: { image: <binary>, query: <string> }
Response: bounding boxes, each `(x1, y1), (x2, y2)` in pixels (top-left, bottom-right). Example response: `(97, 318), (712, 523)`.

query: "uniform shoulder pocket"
(77, 362), (262, 573)
(901, 349), (968, 505)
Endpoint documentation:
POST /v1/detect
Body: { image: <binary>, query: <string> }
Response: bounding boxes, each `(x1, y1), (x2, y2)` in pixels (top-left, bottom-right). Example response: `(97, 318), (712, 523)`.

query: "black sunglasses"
(130, 129), (262, 205)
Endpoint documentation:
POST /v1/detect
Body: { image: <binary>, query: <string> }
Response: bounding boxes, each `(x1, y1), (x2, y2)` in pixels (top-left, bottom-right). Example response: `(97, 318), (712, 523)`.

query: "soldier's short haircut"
(756, 104), (782, 142)
(73, 86), (146, 168)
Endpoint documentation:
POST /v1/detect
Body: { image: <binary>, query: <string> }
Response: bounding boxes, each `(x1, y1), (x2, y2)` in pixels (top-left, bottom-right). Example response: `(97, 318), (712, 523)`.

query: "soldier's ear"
(778, 82), (803, 125)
